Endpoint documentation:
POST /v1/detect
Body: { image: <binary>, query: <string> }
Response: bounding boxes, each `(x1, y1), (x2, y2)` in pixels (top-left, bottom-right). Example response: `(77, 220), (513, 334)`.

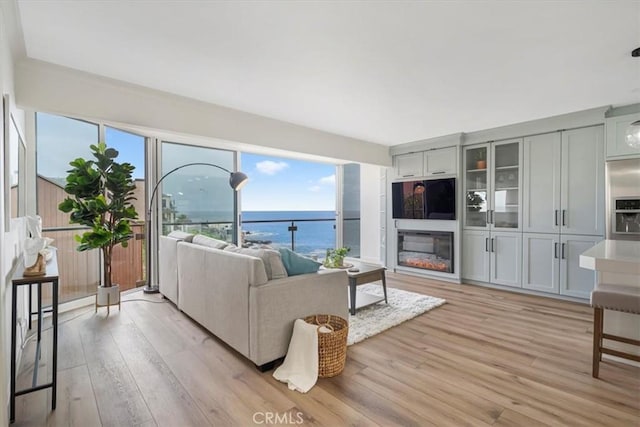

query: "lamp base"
(142, 285), (160, 294)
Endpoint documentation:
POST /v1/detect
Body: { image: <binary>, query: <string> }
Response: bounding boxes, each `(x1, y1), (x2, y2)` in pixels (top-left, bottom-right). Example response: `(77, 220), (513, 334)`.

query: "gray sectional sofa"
(158, 233), (348, 367)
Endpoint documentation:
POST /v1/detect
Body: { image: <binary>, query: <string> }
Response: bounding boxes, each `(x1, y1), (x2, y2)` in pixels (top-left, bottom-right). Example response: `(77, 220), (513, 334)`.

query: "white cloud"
(255, 160), (289, 175)
(319, 174), (335, 185)
(308, 185), (322, 192)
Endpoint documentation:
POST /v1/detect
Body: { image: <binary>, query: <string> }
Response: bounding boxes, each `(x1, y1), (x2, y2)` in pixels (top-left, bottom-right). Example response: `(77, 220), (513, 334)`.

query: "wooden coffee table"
(346, 262), (387, 315)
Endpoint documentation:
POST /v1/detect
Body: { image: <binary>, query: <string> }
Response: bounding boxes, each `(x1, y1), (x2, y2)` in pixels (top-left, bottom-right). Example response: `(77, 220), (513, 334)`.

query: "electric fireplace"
(397, 230), (453, 273)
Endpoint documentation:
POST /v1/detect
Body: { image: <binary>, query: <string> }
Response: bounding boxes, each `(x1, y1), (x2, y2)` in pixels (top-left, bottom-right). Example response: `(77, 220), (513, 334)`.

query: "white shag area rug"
(347, 284), (446, 345)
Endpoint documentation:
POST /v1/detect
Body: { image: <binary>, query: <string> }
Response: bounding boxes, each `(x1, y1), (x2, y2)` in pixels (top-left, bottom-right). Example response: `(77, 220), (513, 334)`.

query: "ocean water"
(241, 210), (336, 257)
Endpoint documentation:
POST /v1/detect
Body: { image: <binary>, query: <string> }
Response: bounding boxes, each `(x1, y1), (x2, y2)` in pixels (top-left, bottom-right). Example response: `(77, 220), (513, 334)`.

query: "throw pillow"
(225, 247), (288, 280)
(278, 247), (321, 276)
(167, 230), (195, 242)
(192, 235), (228, 249)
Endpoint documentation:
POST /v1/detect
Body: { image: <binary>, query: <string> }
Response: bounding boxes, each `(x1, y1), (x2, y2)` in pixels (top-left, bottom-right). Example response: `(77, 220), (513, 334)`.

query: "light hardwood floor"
(12, 273), (640, 426)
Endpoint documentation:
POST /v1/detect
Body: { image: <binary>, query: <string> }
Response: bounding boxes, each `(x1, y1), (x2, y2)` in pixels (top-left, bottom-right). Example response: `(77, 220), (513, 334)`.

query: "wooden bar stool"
(590, 283), (640, 378)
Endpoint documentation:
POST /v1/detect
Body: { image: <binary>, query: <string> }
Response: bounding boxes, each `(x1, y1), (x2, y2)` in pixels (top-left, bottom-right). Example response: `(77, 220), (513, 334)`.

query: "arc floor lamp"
(143, 162), (248, 294)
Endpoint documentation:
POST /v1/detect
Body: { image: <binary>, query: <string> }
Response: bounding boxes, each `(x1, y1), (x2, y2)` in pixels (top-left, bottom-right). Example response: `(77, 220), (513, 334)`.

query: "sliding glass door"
(160, 142), (237, 242)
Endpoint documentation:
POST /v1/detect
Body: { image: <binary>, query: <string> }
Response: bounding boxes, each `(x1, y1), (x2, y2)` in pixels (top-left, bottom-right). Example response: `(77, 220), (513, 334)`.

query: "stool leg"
(592, 307), (603, 378)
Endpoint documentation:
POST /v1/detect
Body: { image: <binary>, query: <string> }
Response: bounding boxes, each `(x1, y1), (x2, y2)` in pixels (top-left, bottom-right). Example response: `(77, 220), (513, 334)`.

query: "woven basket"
(304, 314), (348, 378)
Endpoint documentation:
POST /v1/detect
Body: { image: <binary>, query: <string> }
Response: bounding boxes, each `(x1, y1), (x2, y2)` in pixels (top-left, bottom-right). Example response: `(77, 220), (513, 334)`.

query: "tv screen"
(424, 178), (456, 220)
(392, 178), (455, 220)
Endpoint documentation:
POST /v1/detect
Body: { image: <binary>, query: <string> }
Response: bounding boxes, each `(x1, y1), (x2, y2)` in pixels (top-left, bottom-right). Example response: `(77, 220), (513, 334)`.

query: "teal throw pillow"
(278, 247), (321, 276)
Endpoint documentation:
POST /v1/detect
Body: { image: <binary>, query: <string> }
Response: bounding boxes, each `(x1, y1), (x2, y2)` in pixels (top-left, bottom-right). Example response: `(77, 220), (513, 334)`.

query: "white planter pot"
(96, 284), (120, 306)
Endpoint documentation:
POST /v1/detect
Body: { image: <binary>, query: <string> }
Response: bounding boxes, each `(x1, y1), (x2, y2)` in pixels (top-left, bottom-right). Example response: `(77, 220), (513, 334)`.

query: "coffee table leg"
(382, 271), (388, 304)
(349, 279), (356, 315)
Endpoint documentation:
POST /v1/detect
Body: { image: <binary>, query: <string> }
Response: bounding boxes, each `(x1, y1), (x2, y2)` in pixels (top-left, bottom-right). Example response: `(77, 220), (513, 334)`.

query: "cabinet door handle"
(562, 210), (566, 226)
(485, 237), (489, 252)
(491, 238), (495, 252)
(554, 242), (558, 259)
(432, 171), (446, 175)
(491, 210), (494, 224)
(402, 174), (415, 178)
(561, 243), (566, 259)
(554, 210), (559, 226)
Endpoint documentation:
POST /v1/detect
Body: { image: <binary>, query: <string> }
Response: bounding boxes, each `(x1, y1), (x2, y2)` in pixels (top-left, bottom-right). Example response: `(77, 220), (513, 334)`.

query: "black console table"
(10, 249), (59, 424)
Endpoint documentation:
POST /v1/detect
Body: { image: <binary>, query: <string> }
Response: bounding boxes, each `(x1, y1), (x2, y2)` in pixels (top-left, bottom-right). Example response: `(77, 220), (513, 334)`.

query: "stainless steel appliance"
(606, 158), (640, 241)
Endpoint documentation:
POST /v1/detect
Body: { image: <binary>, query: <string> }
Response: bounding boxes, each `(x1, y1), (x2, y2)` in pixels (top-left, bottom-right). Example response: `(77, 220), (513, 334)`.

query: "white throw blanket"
(273, 318), (320, 393)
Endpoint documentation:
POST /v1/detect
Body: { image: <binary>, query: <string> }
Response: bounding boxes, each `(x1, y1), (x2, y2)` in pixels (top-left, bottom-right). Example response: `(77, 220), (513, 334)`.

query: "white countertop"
(579, 240), (640, 275)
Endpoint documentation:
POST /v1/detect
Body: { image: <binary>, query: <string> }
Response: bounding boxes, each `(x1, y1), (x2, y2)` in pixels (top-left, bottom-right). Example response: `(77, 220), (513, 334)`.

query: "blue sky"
(241, 153), (336, 211)
(37, 112), (335, 212)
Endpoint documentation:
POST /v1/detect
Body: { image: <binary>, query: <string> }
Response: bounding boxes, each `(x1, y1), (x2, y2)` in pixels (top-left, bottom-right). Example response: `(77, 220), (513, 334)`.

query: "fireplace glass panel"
(397, 230), (453, 273)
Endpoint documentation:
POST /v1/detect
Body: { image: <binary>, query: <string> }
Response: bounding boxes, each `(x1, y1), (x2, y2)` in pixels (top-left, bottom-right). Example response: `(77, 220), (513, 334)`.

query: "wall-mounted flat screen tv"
(392, 178), (456, 220)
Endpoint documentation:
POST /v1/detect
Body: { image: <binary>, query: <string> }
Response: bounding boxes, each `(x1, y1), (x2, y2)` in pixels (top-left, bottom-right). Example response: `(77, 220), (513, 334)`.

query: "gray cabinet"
(394, 146), (458, 179)
(523, 126), (604, 236)
(393, 152), (423, 179)
(605, 112), (640, 160)
(561, 127), (605, 236)
(424, 146), (457, 176)
(520, 126), (603, 299)
(522, 233), (600, 298)
(559, 235), (601, 299)
(461, 230), (490, 282)
(463, 140), (522, 231)
(489, 232), (522, 288)
(462, 230), (521, 288)
(522, 233), (560, 293)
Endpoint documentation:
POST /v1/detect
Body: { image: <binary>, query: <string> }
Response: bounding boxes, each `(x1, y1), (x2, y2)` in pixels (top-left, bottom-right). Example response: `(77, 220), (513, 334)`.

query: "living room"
(1, 1), (640, 426)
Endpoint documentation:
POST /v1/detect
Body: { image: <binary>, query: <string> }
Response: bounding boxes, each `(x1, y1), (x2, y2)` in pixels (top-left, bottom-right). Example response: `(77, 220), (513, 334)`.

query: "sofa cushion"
(192, 234), (228, 249)
(167, 230), (195, 242)
(278, 247), (322, 276)
(225, 247), (287, 280)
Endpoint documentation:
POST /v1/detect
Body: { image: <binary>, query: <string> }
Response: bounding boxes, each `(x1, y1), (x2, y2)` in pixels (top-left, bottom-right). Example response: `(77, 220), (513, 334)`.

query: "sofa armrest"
(248, 270), (349, 366)
(158, 236), (180, 304)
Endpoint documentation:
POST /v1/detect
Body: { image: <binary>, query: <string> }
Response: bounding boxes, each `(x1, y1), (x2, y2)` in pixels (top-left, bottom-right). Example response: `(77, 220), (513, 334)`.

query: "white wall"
(0, 2), (28, 421)
(15, 59), (392, 167)
(359, 163), (383, 264)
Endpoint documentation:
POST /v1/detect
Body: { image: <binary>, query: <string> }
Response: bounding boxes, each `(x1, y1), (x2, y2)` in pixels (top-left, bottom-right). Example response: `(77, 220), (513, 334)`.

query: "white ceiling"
(15, 1), (640, 146)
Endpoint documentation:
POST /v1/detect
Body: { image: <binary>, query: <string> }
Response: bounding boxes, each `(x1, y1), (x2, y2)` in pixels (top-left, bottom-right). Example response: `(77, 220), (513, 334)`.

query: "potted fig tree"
(58, 142), (138, 308)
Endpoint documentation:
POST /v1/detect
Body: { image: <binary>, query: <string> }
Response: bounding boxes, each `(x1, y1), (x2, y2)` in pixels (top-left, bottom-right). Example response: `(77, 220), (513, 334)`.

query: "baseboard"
(462, 279), (589, 304)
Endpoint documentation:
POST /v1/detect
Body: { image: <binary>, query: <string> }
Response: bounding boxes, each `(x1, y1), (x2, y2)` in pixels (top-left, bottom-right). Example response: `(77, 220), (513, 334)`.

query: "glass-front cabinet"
(464, 139), (522, 230)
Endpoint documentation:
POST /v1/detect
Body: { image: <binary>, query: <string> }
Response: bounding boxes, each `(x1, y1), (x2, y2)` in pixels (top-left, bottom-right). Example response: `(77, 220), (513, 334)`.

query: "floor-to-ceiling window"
(342, 163), (361, 258)
(160, 141), (236, 242)
(36, 114), (148, 302)
(36, 112), (101, 303)
(105, 126), (146, 290)
(240, 153), (337, 257)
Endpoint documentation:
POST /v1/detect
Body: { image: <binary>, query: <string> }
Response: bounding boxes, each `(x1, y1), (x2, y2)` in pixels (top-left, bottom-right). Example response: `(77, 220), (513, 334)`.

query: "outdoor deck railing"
(44, 216), (359, 303)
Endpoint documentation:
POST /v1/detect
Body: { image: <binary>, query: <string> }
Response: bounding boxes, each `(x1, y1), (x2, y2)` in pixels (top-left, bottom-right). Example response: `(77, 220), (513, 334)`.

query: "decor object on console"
(58, 142), (138, 310)
(143, 162), (248, 294)
(323, 246), (350, 268)
(23, 215), (53, 276)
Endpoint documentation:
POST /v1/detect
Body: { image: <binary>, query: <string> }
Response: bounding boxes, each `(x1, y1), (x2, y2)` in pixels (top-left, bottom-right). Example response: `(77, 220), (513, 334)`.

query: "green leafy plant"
(58, 142), (138, 288)
(324, 247), (350, 268)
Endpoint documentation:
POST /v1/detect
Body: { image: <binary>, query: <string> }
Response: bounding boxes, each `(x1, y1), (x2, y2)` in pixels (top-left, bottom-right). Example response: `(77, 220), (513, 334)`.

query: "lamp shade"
(625, 120), (640, 149)
(229, 171), (249, 190)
